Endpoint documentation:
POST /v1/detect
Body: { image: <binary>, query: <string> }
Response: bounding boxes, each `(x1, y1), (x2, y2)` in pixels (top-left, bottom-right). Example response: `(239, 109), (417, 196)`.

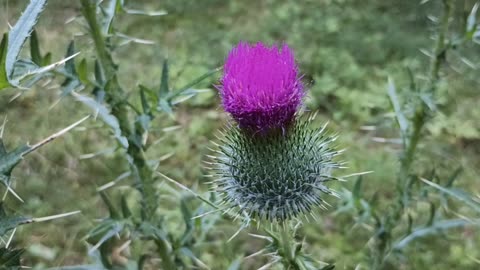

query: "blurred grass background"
(0, 0), (479, 269)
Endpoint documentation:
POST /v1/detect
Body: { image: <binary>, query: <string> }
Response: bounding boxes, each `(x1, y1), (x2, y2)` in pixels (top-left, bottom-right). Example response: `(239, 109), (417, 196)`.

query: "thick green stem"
(280, 228), (294, 267)
(155, 239), (177, 270)
(372, 1), (454, 269)
(400, 0), (453, 180)
(80, 1), (175, 269)
(427, 0), (453, 90)
(80, 0), (116, 79)
(80, 0), (157, 222)
(278, 228), (307, 270)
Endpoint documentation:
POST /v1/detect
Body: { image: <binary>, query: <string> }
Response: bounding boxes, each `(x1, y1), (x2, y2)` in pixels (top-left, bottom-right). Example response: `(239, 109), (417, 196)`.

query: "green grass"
(1, 0), (479, 269)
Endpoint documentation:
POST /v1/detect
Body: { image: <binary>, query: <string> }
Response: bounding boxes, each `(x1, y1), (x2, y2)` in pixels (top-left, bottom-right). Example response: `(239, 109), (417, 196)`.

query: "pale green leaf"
(387, 77), (408, 138)
(0, 214), (32, 236)
(29, 29), (42, 66)
(77, 58), (89, 84)
(421, 178), (480, 213)
(100, 0), (118, 35)
(167, 67), (221, 100)
(227, 257), (242, 270)
(0, 142), (31, 178)
(73, 93), (129, 148)
(6, 0), (47, 85)
(467, 3), (479, 37)
(0, 247), (24, 269)
(159, 59), (169, 99)
(394, 219), (475, 250)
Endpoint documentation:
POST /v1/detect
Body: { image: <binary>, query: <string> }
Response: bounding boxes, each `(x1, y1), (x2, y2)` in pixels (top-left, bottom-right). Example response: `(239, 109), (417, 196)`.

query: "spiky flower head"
(211, 117), (341, 223)
(211, 42), (341, 223)
(218, 42), (304, 134)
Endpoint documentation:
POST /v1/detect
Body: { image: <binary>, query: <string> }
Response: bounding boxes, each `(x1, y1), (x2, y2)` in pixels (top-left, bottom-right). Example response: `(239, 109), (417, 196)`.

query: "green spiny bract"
(210, 116), (342, 223)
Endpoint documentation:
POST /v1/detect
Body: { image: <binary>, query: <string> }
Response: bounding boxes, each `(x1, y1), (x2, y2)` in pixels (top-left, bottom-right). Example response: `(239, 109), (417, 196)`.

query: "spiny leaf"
(0, 34), (9, 90)
(0, 116), (88, 188)
(15, 52), (80, 86)
(159, 59), (169, 98)
(139, 85), (152, 116)
(10, 117), (89, 178)
(120, 194), (132, 218)
(466, 3), (479, 38)
(157, 67), (221, 112)
(77, 58), (89, 85)
(73, 92), (128, 148)
(0, 204), (32, 235)
(30, 29), (42, 66)
(156, 59), (173, 114)
(167, 67), (221, 100)
(421, 178), (480, 213)
(157, 172), (218, 209)
(226, 257), (242, 270)
(43, 52), (51, 65)
(157, 98), (173, 115)
(136, 114), (151, 137)
(6, 0), (48, 85)
(100, 0), (118, 35)
(99, 191), (121, 220)
(139, 222), (168, 241)
(352, 176), (364, 211)
(87, 220), (125, 255)
(426, 202), (435, 227)
(394, 219), (476, 250)
(0, 247), (25, 269)
(171, 88), (210, 105)
(180, 197), (194, 245)
(64, 41), (78, 76)
(387, 77), (408, 138)
(0, 143), (32, 178)
(59, 41), (82, 98)
(179, 247), (209, 269)
(353, 176), (363, 199)
(0, 216), (32, 235)
(445, 167), (462, 188)
(138, 255), (148, 270)
(0, 139), (6, 156)
(407, 213), (413, 234)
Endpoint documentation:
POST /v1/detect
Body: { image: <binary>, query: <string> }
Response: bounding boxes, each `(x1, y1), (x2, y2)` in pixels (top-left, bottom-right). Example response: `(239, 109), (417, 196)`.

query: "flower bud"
(211, 118), (340, 222)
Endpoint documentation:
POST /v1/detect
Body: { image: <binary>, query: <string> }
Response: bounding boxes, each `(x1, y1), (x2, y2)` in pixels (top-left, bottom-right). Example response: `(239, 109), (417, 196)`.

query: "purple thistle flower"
(218, 42), (304, 134)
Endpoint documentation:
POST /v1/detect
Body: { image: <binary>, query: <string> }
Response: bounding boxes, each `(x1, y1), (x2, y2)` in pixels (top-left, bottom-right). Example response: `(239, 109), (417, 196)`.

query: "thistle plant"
(53, 1), (219, 269)
(5, 0), (218, 268)
(332, 0), (480, 269)
(2, 0), (479, 269)
(210, 42), (342, 269)
(0, 0), (88, 266)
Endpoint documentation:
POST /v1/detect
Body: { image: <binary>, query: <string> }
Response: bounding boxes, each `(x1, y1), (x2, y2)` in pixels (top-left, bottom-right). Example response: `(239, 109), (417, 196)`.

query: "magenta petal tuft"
(218, 42), (304, 134)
